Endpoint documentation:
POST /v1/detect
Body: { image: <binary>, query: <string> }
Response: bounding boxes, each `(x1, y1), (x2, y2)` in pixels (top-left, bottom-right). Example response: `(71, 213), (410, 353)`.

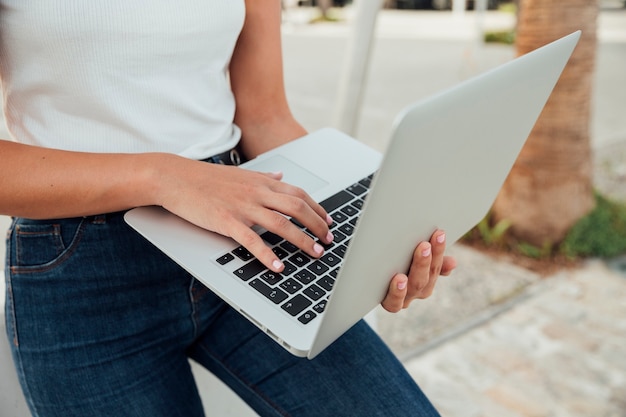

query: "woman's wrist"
(138, 152), (187, 210)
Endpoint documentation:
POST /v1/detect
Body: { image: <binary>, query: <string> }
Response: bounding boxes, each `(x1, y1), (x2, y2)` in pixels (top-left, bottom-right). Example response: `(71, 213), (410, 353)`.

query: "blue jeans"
(4, 213), (440, 417)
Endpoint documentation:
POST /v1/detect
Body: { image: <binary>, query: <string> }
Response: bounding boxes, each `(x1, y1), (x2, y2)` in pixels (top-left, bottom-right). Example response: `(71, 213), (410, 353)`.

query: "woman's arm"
(0, 138), (332, 271)
(229, 0), (307, 159)
(0, 139), (164, 219)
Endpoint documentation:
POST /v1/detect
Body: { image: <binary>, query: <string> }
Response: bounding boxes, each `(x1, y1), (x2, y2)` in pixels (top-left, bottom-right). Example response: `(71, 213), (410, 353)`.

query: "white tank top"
(0, 0), (245, 159)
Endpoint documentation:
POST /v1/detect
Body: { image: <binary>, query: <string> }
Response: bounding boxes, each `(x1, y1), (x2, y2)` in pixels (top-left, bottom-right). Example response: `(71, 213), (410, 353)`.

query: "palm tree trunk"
(492, 0), (598, 246)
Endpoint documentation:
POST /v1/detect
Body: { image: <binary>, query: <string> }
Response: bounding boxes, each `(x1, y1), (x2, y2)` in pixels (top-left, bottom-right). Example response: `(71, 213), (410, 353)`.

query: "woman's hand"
(154, 155), (333, 273)
(381, 229), (456, 312)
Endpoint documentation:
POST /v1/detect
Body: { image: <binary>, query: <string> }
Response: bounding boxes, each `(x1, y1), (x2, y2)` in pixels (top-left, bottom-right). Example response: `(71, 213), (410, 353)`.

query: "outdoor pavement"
(1, 3), (626, 416)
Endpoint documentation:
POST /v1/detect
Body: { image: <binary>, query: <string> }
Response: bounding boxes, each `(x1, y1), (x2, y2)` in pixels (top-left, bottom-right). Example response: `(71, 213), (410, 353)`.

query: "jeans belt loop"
(203, 147), (242, 166)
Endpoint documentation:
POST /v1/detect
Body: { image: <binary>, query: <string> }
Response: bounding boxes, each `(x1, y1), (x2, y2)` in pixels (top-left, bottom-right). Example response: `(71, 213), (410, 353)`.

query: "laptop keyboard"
(214, 174), (374, 325)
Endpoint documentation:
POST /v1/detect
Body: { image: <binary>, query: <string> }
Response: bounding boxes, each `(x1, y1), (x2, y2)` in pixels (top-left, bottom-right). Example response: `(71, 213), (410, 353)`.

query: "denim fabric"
(4, 213), (440, 417)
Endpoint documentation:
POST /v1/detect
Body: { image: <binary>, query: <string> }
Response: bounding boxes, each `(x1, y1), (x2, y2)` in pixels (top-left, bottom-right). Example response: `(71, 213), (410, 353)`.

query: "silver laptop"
(125, 31), (580, 359)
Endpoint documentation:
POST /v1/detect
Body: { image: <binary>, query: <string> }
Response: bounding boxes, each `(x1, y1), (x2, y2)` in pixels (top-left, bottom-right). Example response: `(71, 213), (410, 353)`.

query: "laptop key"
(293, 269), (316, 285)
(320, 190), (353, 213)
(351, 199), (364, 210)
(250, 279), (288, 304)
(282, 295), (312, 316)
(340, 205), (358, 217)
(338, 223), (355, 236)
(331, 230), (348, 244)
(282, 261), (297, 276)
(359, 175), (373, 188)
(313, 300), (327, 314)
(346, 183), (367, 196)
(298, 310), (317, 325)
(272, 246), (289, 259)
(233, 259), (265, 281)
(261, 231), (282, 245)
(307, 260), (329, 276)
(280, 278), (302, 294)
(233, 246), (253, 261)
(320, 252), (341, 268)
(333, 244), (348, 258)
(331, 211), (349, 224)
(318, 238), (335, 251)
(216, 253), (235, 265)
(261, 271), (283, 286)
(317, 276), (335, 291)
(288, 253), (311, 267)
(280, 241), (298, 254)
(303, 284), (325, 301)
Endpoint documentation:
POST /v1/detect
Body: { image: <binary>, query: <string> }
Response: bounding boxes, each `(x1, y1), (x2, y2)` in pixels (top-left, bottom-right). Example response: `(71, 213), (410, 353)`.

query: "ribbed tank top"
(0, 1), (245, 159)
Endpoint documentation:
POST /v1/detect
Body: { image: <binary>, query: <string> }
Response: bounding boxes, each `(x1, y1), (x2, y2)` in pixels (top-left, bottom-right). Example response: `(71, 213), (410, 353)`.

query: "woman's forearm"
(0, 139), (168, 219)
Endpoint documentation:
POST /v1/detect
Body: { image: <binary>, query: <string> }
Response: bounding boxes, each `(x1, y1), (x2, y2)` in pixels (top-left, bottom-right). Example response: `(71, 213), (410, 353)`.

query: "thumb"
(381, 274), (408, 313)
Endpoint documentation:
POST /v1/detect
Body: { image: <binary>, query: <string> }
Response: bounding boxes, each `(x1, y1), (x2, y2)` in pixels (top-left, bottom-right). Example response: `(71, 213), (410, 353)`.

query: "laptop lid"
(308, 30), (581, 358)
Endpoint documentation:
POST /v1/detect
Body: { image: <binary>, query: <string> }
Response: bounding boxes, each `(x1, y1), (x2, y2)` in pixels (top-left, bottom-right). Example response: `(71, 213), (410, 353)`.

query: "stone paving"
(404, 261), (626, 417)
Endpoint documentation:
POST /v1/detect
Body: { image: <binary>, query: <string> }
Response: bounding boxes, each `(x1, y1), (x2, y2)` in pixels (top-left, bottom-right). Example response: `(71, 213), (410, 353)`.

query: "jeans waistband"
(201, 147), (242, 166)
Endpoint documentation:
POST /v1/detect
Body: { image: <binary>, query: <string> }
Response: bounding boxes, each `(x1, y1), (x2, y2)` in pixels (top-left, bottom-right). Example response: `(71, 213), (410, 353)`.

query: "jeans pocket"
(10, 218), (85, 272)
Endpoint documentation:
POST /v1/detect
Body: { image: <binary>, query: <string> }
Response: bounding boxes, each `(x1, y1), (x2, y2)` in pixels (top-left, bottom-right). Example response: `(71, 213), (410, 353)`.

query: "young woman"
(1, 1), (455, 415)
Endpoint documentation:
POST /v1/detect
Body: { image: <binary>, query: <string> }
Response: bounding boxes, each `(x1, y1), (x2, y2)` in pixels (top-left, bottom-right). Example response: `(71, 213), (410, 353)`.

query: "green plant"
(560, 192), (626, 258)
(477, 215), (512, 246)
(517, 240), (555, 259)
(484, 30), (516, 45)
(463, 212), (512, 247)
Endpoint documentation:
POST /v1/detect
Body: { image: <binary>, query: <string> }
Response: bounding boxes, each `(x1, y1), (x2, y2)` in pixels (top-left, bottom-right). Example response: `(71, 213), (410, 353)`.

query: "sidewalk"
(281, 5), (626, 417)
(405, 259), (626, 417)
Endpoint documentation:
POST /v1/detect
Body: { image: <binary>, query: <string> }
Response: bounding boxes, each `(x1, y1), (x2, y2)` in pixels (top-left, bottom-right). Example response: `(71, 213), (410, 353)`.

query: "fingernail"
(272, 260), (283, 270)
(326, 231), (334, 243)
(397, 279), (407, 290)
(326, 214), (333, 225)
(313, 243), (324, 255)
(437, 233), (446, 244)
(422, 246), (432, 257)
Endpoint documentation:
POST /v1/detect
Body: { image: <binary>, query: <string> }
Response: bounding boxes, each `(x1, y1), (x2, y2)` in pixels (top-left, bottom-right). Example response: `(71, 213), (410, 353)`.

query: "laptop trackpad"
(245, 155), (328, 194)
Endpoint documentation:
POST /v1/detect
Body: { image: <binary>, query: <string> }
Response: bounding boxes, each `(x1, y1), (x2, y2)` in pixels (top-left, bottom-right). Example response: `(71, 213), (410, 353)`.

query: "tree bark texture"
(492, 0), (598, 246)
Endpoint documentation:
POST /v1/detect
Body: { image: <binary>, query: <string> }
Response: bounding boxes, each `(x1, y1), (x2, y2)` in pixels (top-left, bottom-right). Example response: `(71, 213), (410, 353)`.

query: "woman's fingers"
(164, 163), (332, 272)
(381, 229), (457, 312)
